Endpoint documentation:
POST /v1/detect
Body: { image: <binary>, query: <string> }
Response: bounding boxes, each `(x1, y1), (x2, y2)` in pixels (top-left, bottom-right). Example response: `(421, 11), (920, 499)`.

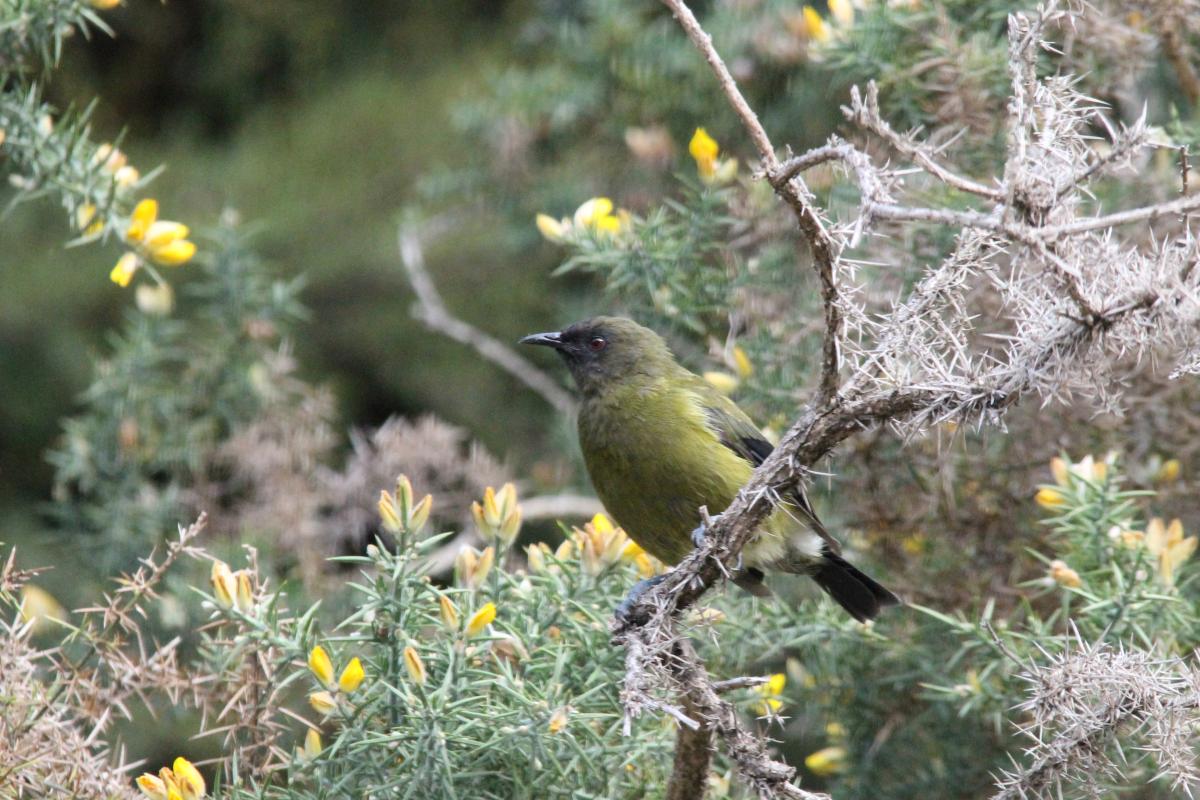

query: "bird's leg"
(614, 575), (667, 624)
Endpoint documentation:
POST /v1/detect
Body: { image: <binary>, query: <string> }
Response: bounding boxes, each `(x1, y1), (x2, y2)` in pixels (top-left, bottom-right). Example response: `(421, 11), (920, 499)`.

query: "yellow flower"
(1050, 454), (1108, 486)
(547, 706), (570, 734)
(466, 602), (497, 637)
(308, 645), (335, 688)
(308, 690), (338, 715)
(825, 721), (846, 740)
(574, 197), (613, 228)
(1145, 517), (1197, 586)
(472, 483), (522, 544)
(689, 128), (719, 179)
(210, 560), (237, 609)
(172, 758), (205, 800)
(732, 345), (753, 379)
(805, 746), (846, 777)
(1048, 559), (1082, 588)
(136, 774), (169, 800)
(303, 728), (322, 759)
(403, 646), (426, 685)
(703, 370), (739, 395)
(455, 545), (495, 590)
(1035, 487), (1067, 509)
(339, 657), (365, 693)
(753, 673), (786, 715)
(439, 594), (459, 630)
(89, 0), (122, 9)
(572, 197), (624, 235)
(110, 252), (141, 287)
(123, 198), (196, 270)
(572, 513), (631, 576)
(19, 584), (66, 634)
(126, 199), (158, 243)
(536, 213), (568, 243)
(828, 0), (854, 27)
(379, 475), (433, 535)
(803, 6), (831, 43)
(94, 142), (127, 172)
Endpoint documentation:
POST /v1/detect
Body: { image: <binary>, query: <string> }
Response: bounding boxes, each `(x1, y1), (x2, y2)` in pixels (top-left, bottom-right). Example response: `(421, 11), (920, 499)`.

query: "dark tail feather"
(811, 550), (900, 623)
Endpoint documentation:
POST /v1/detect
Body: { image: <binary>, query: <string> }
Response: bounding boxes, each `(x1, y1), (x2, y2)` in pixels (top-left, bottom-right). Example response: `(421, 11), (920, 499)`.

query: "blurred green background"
(1, 0), (570, 539)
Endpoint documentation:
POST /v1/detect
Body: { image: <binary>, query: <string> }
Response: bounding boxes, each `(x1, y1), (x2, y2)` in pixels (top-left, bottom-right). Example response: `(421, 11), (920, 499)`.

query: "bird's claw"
(614, 575), (666, 626)
(691, 513), (722, 550)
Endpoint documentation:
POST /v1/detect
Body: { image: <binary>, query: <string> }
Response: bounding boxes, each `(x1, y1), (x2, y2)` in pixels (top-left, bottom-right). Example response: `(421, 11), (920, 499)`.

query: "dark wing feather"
(697, 386), (842, 555)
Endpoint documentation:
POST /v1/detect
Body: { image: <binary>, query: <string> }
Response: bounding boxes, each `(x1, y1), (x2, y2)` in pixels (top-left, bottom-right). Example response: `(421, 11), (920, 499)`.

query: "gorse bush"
(6, 0), (1200, 798)
(6, 454), (1199, 798)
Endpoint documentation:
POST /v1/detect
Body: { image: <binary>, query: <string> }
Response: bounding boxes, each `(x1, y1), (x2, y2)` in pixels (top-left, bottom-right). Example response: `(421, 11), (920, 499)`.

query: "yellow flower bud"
(689, 128), (719, 179)
(379, 490), (402, 533)
(234, 570), (254, 613)
(804, 746), (846, 776)
(1035, 487), (1067, 509)
(338, 657), (365, 693)
(303, 728), (322, 759)
(535, 213), (567, 243)
(439, 594), (459, 630)
(172, 757), (205, 800)
(308, 690), (338, 715)
(466, 602), (496, 637)
(1048, 559), (1082, 588)
(137, 774), (169, 800)
(547, 706), (570, 734)
(210, 561), (237, 609)
(115, 165), (140, 188)
(110, 252), (141, 287)
(455, 545), (494, 589)
(135, 283), (175, 316)
(732, 345), (753, 379)
(89, 0), (123, 8)
(308, 645), (335, 688)
(403, 646), (426, 685)
(409, 493), (433, 533)
(525, 542), (550, 574)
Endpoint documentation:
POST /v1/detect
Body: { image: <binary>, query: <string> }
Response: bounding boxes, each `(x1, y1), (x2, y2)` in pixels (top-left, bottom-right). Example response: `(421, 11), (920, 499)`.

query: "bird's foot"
(614, 575), (667, 626)
(691, 513), (723, 550)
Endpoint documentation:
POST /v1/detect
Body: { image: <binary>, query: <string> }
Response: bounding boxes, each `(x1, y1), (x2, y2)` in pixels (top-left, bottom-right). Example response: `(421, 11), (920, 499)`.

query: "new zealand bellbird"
(521, 316), (898, 621)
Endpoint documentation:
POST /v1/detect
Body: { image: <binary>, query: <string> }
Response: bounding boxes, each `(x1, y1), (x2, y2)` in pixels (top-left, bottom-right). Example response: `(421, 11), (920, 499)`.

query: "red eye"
(589, 337), (607, 351)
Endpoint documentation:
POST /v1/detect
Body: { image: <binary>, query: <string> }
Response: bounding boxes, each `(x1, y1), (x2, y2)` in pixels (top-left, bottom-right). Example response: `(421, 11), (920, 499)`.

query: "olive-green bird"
(521, 316), (898, 621)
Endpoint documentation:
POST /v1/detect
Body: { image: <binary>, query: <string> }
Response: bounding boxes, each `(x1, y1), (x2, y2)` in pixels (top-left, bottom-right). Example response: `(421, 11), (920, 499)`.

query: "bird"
(520, 316), (898, 622)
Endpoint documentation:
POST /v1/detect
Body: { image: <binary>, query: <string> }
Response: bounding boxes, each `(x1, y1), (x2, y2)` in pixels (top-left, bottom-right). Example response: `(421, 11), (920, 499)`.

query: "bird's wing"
(694, 383), (843, 555)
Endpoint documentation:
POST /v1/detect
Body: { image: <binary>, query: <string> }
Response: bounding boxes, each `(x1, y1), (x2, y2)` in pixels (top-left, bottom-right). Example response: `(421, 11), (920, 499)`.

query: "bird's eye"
(589, 336), (608, 352)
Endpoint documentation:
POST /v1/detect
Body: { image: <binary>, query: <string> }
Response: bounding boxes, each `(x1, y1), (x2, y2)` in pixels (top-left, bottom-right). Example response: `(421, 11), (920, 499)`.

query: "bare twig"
(398, 224), (577, 416)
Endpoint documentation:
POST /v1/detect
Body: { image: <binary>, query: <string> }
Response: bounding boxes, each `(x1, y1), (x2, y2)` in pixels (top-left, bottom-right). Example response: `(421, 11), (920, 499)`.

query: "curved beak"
(519, 331), (564, 349)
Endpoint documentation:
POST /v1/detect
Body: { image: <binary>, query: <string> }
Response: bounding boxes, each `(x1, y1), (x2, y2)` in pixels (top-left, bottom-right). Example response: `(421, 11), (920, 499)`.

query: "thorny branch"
(617, 2), (1200, 798)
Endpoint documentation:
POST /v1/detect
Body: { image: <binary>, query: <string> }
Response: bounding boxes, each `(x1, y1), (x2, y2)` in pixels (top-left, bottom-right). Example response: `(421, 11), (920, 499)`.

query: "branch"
(659, 0), (843, 403)
(397, 223), (577, 417)
(843, 82), (1005, 201)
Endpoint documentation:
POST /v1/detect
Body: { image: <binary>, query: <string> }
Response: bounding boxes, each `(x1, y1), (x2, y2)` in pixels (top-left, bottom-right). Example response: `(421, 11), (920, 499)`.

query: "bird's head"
(520, 316), (677, 395)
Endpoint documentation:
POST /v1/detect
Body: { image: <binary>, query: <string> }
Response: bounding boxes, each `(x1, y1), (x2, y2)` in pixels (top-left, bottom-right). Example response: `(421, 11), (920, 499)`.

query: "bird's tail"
(810, 548), (900, 623)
